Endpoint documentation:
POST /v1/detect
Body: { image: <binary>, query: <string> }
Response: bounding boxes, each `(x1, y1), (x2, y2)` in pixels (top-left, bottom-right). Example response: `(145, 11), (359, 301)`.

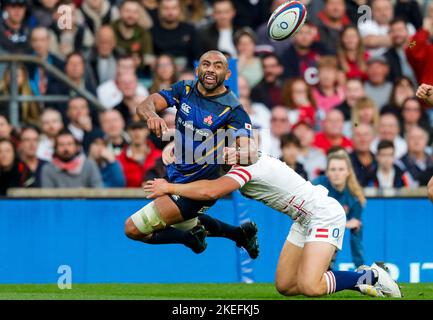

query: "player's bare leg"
(297, 242), (336, 296)
(275, 241), (303, 296)
(124, 196), (207, 253)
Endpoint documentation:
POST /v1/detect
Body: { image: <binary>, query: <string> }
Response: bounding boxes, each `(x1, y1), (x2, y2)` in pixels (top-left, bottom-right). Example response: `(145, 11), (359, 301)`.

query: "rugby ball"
(267, 1), (307, 41)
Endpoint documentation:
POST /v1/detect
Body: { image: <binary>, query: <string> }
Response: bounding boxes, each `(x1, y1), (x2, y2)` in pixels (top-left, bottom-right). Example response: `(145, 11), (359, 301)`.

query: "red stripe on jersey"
(315, 234), (329, 238)
(228, 171), (247, 184)
(317, 228), (328, 233)
(235, 167), (252, 181)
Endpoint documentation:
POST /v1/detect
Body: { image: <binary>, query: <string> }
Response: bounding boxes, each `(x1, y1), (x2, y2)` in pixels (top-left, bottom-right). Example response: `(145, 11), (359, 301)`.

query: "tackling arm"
(144, 176), (242, 201)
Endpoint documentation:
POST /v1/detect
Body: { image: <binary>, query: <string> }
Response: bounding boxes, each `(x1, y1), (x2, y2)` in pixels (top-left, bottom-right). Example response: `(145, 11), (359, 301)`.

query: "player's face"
(326, 159), (350, 189)
(197, 54), (229, 92)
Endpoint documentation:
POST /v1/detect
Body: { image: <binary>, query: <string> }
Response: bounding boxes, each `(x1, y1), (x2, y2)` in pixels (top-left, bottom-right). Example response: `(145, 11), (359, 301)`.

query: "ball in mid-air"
(267, 1), (308, 41)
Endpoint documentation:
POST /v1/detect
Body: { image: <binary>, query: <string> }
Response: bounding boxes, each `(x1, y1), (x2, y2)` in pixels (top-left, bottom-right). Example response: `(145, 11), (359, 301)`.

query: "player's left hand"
(143, 179), (171, 198)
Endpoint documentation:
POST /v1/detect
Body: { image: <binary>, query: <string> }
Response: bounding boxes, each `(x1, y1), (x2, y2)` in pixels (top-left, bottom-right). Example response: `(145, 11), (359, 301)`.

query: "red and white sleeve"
(225, 165), (253, 188)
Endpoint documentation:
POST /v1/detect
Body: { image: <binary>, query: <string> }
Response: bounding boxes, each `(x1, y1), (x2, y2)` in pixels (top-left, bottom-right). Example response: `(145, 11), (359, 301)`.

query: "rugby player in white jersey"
(144, 147), (402, 298)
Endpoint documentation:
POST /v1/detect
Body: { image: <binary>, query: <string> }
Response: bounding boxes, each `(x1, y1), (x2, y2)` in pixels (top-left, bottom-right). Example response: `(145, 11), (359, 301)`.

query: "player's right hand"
(147, 116), (168, 138)
(143, 179), (171, 198)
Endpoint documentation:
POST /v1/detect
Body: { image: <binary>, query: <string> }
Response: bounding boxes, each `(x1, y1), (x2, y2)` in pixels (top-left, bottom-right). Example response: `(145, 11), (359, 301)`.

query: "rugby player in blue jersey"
(124, 50), (259, 257)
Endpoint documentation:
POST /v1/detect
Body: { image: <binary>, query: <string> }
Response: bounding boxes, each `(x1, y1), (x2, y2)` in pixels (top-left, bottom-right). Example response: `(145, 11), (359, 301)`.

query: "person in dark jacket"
(280, 133), (309, 180)
(0, 138), (21, 195)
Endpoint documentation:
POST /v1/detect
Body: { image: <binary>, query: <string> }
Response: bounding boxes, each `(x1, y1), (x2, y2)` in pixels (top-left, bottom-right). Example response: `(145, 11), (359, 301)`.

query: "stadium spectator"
(113, 72), (143, 124)
(292, 119), (327, 180)
(337, 25), (368, 81)
(350, 124), (377, 187)
(151, 0), (201, 70)
(364, 55), (392, 110)
(111, 0), (153, 72)
(371, 113), (408, 159)
(234, 27), (263, 88)
(406, 16), (433, 86)
(66, 97), (103, 152)
(88, 137), (126, 187)
(149, 54), (178, 94)
(394, 0), (423, 30)
(250, 53), (284, 110)
(17, 125), (47, 188)
(28, 27), (65, 97)
(181, 0), (208, 27)
(384, 19), (417, 85)
(400, 97), (432, 141)
(371, 139), (411, 188)
(0, 0), (31, 54)
(315, 0), (351, 55)
(280, 133), (308, 180)
(41, 130), (103, 188)
(0, 138), (21, 196)
(346, 0), (368, 25)
(37, 109), (64, 161)
(0, 63), (41, 126)
(358, 0), (393, 56)
(231, 0), (269, 29)
(48, 2), (94, 59)
(336, 79), (365, 135)
(312, 56), (345, 115)
(381, 76), (416, 117)
(398, 126), (433, 186)
(255, 0), (291, 58)
(142, 0), (159, 22)
(313, 109), (353, 153)
(260, 106), (290, 158)
(88, 25), (124, 85)
(47, 52), (98, 118)
(96, 54), (149, 109)
(237, 76), (270, 130)
(313, 149), (366, 268)
(99, 109), (129, 156)
(199, 0), (238, 57)
(281, 22), (326, 84)
(351, 96), (380, 134)
(32, 0), (59, 28)
(80, 0), (120, 37)
(117, 121), (164, 187)
(281, 78), (316, 126)
(0, 115), (14, 141)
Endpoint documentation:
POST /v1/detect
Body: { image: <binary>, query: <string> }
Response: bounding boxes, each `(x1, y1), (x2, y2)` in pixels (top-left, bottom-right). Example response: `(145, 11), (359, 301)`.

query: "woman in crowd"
(235, 27), (263, 88)
(381, 76), (416, 117)
(0, 64), (41, 127)
(281, 78), (317, 128)
(337, 25), (368, 81)
(313, 149), (366, 268)
(149, 54), (178, 94)
(0, 139), (21, 196)
(400, 97), (432, 142)
(351, 96), (380, 134)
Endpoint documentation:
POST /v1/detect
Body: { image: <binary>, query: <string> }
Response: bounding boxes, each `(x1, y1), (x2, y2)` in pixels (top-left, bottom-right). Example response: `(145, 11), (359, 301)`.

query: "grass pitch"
(0, 283), (431, 300)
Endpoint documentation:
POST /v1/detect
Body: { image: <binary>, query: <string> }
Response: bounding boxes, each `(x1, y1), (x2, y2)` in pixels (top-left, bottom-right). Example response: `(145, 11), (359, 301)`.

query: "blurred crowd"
(0, 0), (433, 196)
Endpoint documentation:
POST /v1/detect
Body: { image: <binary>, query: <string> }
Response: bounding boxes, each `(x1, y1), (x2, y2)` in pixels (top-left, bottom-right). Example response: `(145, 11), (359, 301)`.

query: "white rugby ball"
(267, 1), (308, 41)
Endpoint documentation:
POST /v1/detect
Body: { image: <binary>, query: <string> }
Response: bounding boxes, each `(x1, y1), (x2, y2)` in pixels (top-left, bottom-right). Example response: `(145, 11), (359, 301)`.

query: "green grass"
(0, 283), (431, 300)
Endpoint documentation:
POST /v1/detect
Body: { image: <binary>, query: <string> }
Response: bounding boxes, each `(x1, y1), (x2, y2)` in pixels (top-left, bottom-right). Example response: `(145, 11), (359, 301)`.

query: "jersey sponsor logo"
(181, 103), (191, 115)
(315, 228), (329, 238)
(203, 115), (213, 126)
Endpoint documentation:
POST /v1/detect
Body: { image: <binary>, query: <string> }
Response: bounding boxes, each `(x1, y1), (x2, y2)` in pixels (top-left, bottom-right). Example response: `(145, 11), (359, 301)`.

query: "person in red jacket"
(313, 109), (353, 153)
(406, 18), (433, 86)
(117, 121), (164, 187)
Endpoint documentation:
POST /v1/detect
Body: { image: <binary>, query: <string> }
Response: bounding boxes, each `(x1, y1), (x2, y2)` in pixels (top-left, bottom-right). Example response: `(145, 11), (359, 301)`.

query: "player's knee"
(275, 280), (298, 296)
(124, 218), (145, 240)
(297, 278), (324, 297)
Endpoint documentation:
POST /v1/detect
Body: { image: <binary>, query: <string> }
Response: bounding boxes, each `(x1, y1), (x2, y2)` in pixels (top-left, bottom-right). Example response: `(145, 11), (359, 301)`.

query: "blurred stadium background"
(0, 0), (432, 297)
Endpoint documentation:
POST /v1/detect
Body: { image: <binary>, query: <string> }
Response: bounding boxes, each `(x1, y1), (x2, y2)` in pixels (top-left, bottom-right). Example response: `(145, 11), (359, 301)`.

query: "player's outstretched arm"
(428, 176), (433, 203)
(144, 177), (241, 200)
(136, 93), (169, 138)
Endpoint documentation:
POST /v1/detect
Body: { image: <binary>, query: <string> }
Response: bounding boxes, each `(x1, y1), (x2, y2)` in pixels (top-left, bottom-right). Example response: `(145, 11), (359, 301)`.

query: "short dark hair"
(280, 133), (301, 149)
(213, 0), (234, 7)
(390, 17), (407, 27)
(119, 0), (141, 9)
(377, 140), (395, 153)
(127, 121), (148, 131)
(54, 129), (80, 148)
(327, 146), (345, 155)
(261, 52), (281, 65)
(65, 51), (84, 65)
(20, 124), (41, 136)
